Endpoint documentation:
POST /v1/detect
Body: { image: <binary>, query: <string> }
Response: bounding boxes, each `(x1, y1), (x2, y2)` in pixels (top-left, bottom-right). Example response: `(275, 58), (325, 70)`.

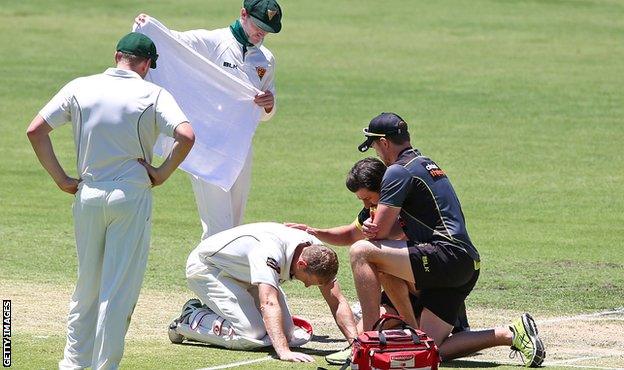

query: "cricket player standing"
(26, 33), (195, 370)
(136, 0), (281, 239)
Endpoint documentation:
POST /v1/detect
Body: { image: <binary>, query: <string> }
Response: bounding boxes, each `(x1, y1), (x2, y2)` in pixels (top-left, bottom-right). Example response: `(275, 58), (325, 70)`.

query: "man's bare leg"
(378, 272), (418, 328)
(349, 239), (414, 331)
(420, 308), (513, 361)
(350, 244), (382, 331)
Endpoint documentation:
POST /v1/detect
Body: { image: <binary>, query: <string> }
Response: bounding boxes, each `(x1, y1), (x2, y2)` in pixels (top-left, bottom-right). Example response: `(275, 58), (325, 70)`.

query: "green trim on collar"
(229, 19), (253, 57)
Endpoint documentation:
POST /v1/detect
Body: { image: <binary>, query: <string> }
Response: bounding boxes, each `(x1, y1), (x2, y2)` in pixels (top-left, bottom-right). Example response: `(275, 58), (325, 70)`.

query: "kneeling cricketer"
(168, 222), (358, 363)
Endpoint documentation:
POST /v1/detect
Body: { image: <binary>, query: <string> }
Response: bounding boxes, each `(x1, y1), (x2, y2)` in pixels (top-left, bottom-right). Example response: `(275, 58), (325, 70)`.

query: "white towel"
(133, 17), (262, 191)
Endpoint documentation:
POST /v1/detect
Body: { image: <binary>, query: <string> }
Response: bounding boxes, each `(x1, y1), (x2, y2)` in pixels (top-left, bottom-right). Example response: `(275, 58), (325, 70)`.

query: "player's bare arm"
(319, 279), (358, 342)
(26, 115), (80, 194)
(138, 122), (194, 186)
(387, 220), (406, 240)
(285, 223), (364, 246)
(362, 204), (401, 240)
(258, 283), (314, 362)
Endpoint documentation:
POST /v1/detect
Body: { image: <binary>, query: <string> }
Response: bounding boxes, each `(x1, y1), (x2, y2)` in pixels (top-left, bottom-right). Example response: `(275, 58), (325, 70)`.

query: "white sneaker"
(168, 319), (185, 344)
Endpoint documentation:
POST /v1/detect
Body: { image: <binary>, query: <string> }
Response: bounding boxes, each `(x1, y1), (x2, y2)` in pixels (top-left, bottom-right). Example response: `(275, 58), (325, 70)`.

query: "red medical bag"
(350, 314), (440, 370)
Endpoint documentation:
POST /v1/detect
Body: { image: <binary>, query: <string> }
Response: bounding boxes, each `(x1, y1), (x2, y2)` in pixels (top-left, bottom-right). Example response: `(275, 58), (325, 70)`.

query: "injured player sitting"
(168, 222), (358, 363)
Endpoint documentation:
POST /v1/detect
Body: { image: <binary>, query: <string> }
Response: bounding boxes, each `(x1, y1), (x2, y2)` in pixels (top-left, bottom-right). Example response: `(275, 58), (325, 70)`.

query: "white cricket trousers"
(59, 182), (152, 370)
(189, 150), (252, 240)
(186, 254), (295, 342)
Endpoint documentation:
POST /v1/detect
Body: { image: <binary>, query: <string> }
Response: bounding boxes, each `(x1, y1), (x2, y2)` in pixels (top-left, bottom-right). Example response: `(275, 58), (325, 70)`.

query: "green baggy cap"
(244, 0), (282, 33)
(116, 32), (159, 69)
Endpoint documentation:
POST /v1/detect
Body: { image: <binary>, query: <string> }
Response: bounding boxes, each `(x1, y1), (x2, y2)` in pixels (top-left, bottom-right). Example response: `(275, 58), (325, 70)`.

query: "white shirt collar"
(104, 67), (142, 79)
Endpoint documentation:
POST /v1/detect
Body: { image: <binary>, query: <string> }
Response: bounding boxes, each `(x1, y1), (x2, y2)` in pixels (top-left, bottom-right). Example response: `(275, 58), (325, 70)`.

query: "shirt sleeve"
(38, 80), (76, 129)
(154, 89), (188, 137)
(248, 242), (283, 289)
(379, 164), (413, 208)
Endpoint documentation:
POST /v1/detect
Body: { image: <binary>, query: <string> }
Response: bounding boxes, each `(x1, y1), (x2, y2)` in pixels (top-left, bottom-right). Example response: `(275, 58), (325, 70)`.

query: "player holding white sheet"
(136, 0), (281, 239)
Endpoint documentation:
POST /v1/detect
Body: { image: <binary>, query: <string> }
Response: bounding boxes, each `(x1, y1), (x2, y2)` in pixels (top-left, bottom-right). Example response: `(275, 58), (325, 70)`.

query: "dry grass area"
(4, 280), (623, 368)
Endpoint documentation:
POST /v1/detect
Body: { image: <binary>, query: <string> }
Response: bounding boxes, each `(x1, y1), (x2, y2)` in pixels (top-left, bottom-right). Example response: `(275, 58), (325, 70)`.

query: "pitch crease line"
(537, 307), (624, 324)
(461, 356), (623, 370)
(473, 308), (624, 331)
(546, 364), (624, 370)
(548, 353), (624, 365)
(196, 355), (274, 370)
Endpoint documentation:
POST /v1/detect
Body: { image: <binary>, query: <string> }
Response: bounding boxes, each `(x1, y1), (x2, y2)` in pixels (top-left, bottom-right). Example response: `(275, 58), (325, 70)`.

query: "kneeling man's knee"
(349, 240), (374, 263)
(239, 325), (266, 340)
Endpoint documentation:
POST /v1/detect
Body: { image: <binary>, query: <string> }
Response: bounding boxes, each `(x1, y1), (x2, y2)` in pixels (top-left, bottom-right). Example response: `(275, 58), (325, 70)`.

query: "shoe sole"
(522, 313), (546, 367)
(325, 349), (351, 365)
(325, 357), (348, 365)
(168, 319), (185, 344)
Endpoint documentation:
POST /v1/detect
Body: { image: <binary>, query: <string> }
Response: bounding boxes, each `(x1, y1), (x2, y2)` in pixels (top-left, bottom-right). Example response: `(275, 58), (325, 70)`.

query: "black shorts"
(407, 241), (480, 326)
(380, 291), (470, 333)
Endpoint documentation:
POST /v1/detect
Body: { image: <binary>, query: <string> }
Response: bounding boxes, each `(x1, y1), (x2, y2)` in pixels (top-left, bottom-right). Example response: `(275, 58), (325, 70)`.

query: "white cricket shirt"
(39, 68), (188, 185)
(170, 27), (276, 121)
(190, 222), (322, 288)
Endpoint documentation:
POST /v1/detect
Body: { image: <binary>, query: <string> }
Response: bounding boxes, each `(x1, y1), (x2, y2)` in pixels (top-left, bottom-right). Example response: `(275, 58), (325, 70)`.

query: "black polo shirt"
(379, 148), (480, 261)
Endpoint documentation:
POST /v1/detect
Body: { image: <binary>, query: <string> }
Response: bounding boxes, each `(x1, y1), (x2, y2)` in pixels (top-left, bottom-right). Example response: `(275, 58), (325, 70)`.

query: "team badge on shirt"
(266, 257), (281, 274)
(256, 66), (266, 80)
(422, 161), (447, 181)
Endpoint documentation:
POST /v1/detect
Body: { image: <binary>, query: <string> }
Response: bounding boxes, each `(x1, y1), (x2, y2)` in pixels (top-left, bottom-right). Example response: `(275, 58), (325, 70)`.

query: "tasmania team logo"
(256, 66), (266, 80)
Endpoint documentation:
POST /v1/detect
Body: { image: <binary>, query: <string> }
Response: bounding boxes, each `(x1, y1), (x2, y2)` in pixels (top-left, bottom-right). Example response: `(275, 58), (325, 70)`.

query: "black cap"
(358, 113), (409, 152)
(244, 0), (282, 33)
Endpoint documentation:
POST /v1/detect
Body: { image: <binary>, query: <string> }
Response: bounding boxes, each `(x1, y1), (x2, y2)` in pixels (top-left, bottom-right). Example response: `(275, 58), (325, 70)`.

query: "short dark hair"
(118, 51), (149, 67)
(301, 245), (339, 285)
(346, 157), (386, 193)
(385, 130), (410, 146)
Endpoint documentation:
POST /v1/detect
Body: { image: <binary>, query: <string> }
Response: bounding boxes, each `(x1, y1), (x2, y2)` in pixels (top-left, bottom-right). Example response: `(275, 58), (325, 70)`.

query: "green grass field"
(1, 0), (623, 369)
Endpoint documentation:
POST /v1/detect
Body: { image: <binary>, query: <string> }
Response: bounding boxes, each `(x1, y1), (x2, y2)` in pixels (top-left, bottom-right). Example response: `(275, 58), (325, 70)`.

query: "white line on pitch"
(196, 355), (274, 370)
(461, 356), (624, 370)
(548, 353), (624, 365)
(472, 307), (624, 331)
(547, 364), (624, 370)
(538, 307), (624, 324)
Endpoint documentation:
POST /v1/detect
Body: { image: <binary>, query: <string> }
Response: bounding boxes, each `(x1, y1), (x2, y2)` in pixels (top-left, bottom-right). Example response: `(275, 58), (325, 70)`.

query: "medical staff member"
(351, 113), (544, 366)
(27, 32), (195, 370)
(136, 0), (281, 239)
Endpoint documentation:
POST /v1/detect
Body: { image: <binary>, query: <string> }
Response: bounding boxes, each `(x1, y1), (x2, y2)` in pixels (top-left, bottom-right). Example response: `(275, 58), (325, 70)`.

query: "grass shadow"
(442, 359), (503, 368)
(172, 339), (339, 357)
(310, 334), (347, 344)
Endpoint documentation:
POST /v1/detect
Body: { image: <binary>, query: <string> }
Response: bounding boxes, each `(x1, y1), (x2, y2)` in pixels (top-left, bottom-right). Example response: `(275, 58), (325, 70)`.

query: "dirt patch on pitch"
(2, 279), (194, 342)
(3, 280), (623, 367)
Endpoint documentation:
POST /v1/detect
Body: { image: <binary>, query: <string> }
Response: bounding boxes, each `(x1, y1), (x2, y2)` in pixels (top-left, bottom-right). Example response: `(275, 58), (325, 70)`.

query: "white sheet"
(133, 17), (263, 190)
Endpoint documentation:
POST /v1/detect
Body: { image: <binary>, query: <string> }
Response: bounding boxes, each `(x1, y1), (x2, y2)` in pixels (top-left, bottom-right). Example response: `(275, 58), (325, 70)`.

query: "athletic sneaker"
(168, 298), (203, 344)
(180, 298), (203, 324)
(167, 318), (185, 344)
(509, 313), (546, 367)
(325, 347), (352, 365)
